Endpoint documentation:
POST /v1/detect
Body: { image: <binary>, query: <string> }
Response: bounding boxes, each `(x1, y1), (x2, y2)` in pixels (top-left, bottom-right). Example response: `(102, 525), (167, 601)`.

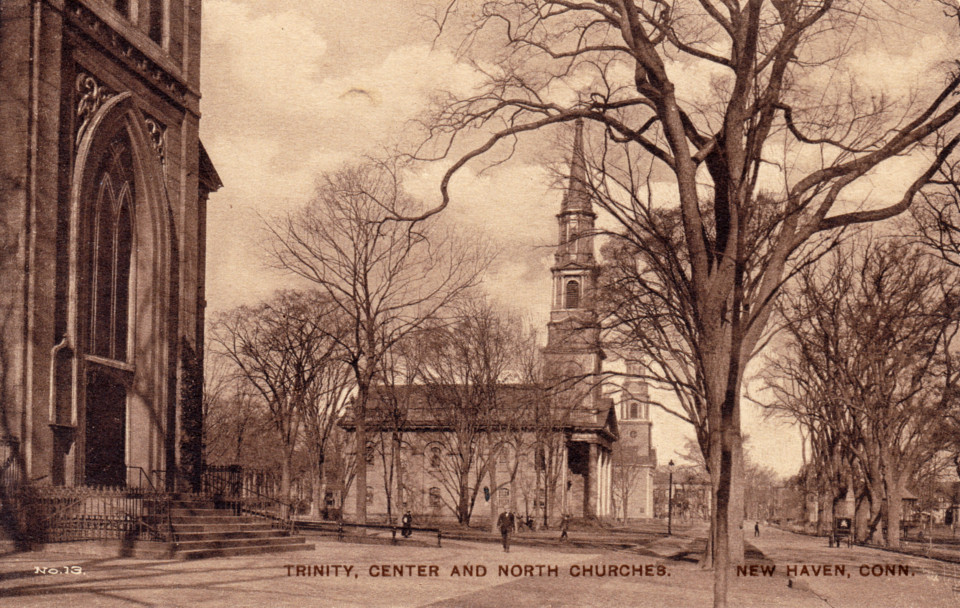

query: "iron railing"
(0, 436), (21, 488)
(154, 465), (297, 534)
(17, 484), (175, 543)
(9, 462), (298, 544)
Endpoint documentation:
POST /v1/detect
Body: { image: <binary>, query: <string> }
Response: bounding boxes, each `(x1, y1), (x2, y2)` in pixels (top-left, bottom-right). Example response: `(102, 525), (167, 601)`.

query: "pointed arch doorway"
(65, 92), (174, 488)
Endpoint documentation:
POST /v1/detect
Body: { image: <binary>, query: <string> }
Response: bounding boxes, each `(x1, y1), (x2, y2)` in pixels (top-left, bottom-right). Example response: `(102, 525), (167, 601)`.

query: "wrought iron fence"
(201, 467), (295, 533)
(15, 484), (174, 543)
(0, 436), (21, 488)
(154, 465), (296, 533)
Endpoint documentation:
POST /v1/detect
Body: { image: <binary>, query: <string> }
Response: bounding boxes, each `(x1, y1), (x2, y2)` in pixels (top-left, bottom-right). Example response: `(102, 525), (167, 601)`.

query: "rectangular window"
(148, 0), (164, 44)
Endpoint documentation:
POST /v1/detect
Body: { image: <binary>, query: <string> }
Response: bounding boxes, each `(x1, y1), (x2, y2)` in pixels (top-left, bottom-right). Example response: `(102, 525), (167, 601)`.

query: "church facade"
(341, 121), (656, 524)
(0, 0), (220, 491)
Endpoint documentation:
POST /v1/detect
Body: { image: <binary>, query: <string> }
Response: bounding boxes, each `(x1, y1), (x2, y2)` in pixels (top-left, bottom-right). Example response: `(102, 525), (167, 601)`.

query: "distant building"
(340, 121), (656, 524)
(654, 465), (711, 521)
(0, 0), (220, 491)
(612, 368), (656, 520)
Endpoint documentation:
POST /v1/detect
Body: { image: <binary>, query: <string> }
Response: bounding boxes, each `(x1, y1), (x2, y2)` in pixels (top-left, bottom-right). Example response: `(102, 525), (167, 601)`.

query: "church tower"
(0, 0), (220, 489)
(616, 362), (657, 519)
(543, 119), (603, 380)
(544, 120), (615, 521)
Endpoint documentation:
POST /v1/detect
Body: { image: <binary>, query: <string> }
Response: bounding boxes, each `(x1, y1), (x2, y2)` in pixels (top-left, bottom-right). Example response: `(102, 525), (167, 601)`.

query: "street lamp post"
(668, 460), (675, 536)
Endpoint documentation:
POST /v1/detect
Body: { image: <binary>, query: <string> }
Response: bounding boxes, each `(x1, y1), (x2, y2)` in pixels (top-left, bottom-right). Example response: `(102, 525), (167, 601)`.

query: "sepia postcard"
(2, 0), (960, 606)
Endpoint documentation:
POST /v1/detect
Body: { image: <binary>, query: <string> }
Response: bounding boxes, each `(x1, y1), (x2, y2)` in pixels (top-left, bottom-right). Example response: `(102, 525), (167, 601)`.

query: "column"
(560, 442), (568, 516)
(586, 443), (598, 518)
(600, 450), (610, 517)
(603, 450), (610, 517)
(598, 450), (605, 517)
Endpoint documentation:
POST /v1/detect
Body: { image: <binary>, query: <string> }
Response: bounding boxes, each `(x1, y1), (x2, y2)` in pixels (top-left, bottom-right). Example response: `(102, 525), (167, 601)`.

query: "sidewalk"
(747, 526), (960, 607)
(0, 528), (957, 606)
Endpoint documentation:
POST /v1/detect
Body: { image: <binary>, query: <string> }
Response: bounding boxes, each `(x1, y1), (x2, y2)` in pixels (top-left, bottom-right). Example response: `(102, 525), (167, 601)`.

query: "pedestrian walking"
(401, 511), (413, 538)
(498, 510), (514, 552)
(754, 521), (760, 537)
(559, 513), (569, 542)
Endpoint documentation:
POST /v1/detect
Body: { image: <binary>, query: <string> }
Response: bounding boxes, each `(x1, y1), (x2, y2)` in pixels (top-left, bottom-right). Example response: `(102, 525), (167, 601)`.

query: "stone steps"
(177, 541), (310, 560)
(175, 535), (305, 551)
(158, 499), (313, 559)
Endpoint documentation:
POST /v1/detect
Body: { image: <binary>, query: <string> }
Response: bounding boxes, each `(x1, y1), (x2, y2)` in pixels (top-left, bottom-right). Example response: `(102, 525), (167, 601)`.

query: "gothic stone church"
(0, 0), (220, 492)
(342, 122), (656, 524)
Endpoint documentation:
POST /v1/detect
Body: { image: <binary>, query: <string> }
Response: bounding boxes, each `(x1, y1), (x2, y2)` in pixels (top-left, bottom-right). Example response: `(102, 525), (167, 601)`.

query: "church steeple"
(561, 118), (591, 214)
(544, 119), (602, 368)
(552, 119), (598, 312)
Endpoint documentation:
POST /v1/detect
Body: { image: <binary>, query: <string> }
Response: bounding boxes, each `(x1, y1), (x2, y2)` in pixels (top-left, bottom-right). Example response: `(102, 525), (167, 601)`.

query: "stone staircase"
(144, 495), (314, 559)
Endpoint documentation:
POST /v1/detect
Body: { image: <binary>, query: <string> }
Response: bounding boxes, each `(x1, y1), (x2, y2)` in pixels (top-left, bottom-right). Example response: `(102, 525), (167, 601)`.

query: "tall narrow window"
(90, 135), (134, 362)
(565, 279), (580, 309)
(149, 0), (164, 44)
(84, 131), (134, 488)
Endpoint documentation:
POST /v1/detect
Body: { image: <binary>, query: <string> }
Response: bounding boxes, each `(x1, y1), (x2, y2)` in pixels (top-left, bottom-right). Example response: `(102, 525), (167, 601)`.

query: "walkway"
(0, 527), (957, 606)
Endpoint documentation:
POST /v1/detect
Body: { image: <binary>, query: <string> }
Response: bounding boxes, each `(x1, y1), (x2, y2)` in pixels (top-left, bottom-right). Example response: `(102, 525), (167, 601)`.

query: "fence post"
(437, 530), (442, 548)
(391, 527), (397, 545)
(338, 521), (344, 542)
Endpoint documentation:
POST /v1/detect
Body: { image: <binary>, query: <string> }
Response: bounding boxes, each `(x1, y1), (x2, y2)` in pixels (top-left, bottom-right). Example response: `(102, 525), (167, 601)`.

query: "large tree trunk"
(309, 464), (322, 518)
(883, 464), (905, 548)
(489, 459), (499, 533)
(393, 432), (403, 524)
(354, 380), (370, 525)
(281, 446), (294, 519)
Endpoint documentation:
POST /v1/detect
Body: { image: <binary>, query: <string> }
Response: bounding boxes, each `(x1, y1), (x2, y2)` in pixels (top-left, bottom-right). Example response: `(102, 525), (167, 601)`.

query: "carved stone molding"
(143, 116), (166, 164)
(76, 72), (114, 146)
(67, 1), (188, 107)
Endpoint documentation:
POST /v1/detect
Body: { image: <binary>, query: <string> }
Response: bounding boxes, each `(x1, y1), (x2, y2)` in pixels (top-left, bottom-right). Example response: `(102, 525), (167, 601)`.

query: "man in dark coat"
(559, 513), (570, 542)
(497, 511), (514, 552)
(402, 511), (413, 538)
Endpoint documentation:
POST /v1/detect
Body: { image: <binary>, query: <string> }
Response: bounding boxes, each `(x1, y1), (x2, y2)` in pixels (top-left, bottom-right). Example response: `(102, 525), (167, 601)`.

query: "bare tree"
(368, 331), (426, 524)
(416, 297), (529, 525)
(762, 234), (960, 546)
(597, 207), (835, 560)
(203, 355), (269, 468)
(210, 289), (345, 503)
(611, 439), (646, 522)
(411, 4), (960, 603)
(266, 160), (489, 524)
(302, 350), (354, 518)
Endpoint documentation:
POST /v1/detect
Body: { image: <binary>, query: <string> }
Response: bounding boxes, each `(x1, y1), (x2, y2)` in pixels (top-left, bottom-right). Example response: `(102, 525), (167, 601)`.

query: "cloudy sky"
(197, 0), (957, 478)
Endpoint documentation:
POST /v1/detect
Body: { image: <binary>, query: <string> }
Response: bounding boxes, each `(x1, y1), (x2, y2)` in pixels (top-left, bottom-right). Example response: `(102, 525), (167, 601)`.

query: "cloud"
(203, 0), (328, 108)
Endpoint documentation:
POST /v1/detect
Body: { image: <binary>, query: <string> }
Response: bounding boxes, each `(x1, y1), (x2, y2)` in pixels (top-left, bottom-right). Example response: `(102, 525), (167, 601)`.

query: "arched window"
(89, 135), (134, 362)
(565, 280), (580, 309)
(429, 487), (442, 508)
(628, 402), (640, 419)
(430, 446), (442, 469)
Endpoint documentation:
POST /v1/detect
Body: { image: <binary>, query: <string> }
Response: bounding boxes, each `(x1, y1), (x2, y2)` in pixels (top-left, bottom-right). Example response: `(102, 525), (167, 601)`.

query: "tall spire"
(561, 119), (591, 213)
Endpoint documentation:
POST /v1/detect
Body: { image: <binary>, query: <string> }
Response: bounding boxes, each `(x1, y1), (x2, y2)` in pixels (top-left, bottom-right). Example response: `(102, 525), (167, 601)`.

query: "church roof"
(339, 383), (618, 440)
